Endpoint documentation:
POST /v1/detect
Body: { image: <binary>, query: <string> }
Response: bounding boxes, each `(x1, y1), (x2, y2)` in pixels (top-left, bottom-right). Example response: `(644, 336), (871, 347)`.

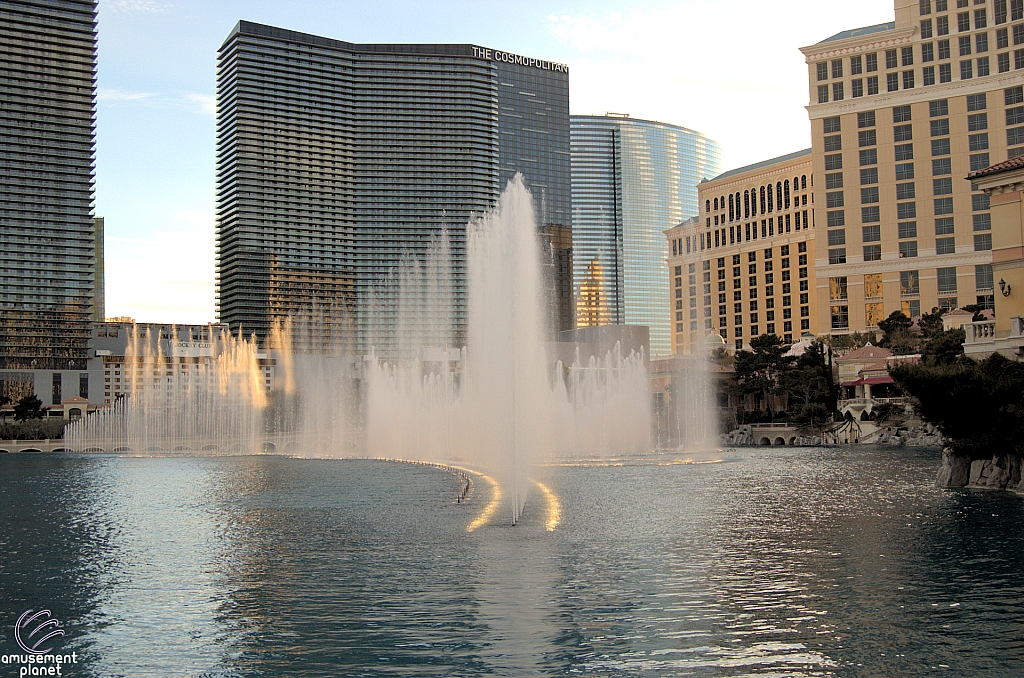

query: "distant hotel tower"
(570, 115), (722, 357)
(0, 0), (99, 379)
(215, 22), (572, 348)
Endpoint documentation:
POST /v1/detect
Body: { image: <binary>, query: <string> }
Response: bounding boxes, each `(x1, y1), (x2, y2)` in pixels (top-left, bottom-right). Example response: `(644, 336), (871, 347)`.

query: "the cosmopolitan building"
(0, 0), (99, 393)
(215, 22), (572, 350)
(802, 0), (1024, 335)
(570, 114), (722, 357)
(666, 150), (816, 353)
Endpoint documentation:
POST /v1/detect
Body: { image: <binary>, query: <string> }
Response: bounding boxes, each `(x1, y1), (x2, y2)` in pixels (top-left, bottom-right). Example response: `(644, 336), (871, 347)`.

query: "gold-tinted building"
(666, 149), (816, 354)
(801, 0), (1024, 334)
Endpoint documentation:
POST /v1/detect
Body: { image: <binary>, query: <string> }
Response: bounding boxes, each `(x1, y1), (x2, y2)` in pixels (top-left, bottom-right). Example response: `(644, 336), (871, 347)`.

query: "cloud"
(184, 93), (216, 116)
(98, 88), (156, 101)
(102, 0), (172, 13)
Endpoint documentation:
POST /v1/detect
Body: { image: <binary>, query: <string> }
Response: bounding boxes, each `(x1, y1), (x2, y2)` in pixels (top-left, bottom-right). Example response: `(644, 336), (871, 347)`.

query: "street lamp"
(999, 278), (1012, 297)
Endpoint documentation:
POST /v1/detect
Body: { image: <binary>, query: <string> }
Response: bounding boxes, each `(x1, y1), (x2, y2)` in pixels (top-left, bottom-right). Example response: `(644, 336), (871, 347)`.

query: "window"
(976, 7), (988, 28)
(961, 59), (974, 78)
(969, 112), (989, 129)
(832, 59), (844, 78)
(901, 270), (920, 296)
(1015, 48), (1024, 68)
(937, 267), (958, 294)
(823, 116), (841, 133)
(817, 62), (830, 80)
(859, 129), (877, 146)
(978, 32), (990, 53)
(976, 263), (994, 290)
(931, 118), (950, 135)
(899, 221), (919, 239)
(1014, 0), (1024, 21)
(960, 35), (973, 55)
(970, 153), (991, 170)
(937, 237), (957, 254)
(833, 82), (845, 101)
(1017, 23), (1024, 44)
(829, 248), (847, 264)
(958, 11), (971, 31)
(934, 177), (954, 195)
(894, 124), (914, 141)
(896, 163), (916, 180)
(852, 79), (864, 97)
(1000, 51), (1011, 71)
(898, 202), (918, 219)
(902, 47), (915, 67)
(831, 306), (850, 330)
(1008, 126), (1024, 145)
(974, 213), (992, 230)
(894, 105), (912, 123)
(825, 154), (843, 170)
(999, 26), (1010, 48)
(935, 197), (954, 214)
(826, 191), (845, 208)
(923, 20), (935, 39)
(932, 138), (951, 155)
(1008, 106), (1024, 124)
(968, 92), (988, 109)
(818, 85), (829, 103)
(940, 62), (953, 81)
(886, 49), (899, 68)
(824, 135), (842, 152)
(996, 0), (1008, 23)
(978, 56), (991, 76)
(863, 225), (881, 242)
(866, 52), (879, 72)
(830, 277), (849, 301)
(851, 55), (863, 74)
(938, 15), (950, 35)
(864, 244), (882, 261)
(923, 42), (936, 62)
(1006, 85), (1024, 104)
(975, 233), (993, 250)
(895, 144), (914, 161)
(826, 172), (844, 189)
(861, 148), (879, 165)
(924, 65), (937, 85)
(863, 206), (881, 222)
(904, 70), (916, 89)
(888, 72), (900, 91)
(828, 229), (847, 246)
(897, 182), (917, 200)
(858, 111), (876, 128)
(868, 75), (880, 95)
(930, 99), (949, 116)
(936, 216), (956, 234)
(922, 0), (932, 13)
(973, 193), (991, 210)
(827, 210), (846, 227)
(969, 132), (990, 150)
(933, 157), (952, 174)
(861, 167), (879, 184)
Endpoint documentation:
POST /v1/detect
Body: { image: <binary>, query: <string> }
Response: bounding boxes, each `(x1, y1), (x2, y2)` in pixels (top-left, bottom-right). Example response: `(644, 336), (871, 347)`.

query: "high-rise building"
(0, 0), (98, 378)
(215, 22), (571, 349)
(570, 114), (722, 357)
(93, 216), (105, 321)
(666, 150), (816, 354)
(801, 0), (1024, 336)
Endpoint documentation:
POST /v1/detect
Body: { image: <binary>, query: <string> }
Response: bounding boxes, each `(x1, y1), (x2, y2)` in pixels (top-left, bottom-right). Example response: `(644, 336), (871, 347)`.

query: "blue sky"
(96, 0), (894, 323)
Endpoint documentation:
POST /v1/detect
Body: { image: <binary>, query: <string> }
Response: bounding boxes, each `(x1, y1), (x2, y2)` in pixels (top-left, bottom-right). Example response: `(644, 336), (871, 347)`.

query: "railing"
(838, 396), (908, 410)
(750, 422), (796, 429)
(965, 320), (996, 343)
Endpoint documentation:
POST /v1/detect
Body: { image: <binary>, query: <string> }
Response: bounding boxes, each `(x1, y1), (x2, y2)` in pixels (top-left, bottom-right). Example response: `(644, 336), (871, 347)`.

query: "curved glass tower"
(571, 115), (722, 356)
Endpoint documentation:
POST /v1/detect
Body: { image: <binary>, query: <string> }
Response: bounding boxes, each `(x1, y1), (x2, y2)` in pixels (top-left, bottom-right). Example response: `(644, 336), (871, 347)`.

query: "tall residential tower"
(215, 22), (572, 349)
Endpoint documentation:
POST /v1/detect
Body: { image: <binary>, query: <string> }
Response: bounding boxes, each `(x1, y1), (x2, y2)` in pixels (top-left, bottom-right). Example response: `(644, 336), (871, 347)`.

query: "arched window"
(728, 193), (734, 221)
(713, 197), (718, 211)
(744, 190), (750, 219)
(735, 192), (741, 219)
(784, 179), (791, 209)
(776, 182), (783, 211)
(766, 184), (773, 212)
(801, 175), (807, 190)
(706, 199), (711, 213)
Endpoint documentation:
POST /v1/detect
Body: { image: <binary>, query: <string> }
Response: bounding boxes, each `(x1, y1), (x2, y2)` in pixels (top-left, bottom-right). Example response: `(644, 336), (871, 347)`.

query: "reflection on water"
(2, 447), (1023, 676)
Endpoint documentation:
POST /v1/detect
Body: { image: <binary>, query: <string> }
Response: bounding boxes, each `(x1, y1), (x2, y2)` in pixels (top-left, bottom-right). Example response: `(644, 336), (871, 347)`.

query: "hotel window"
(935, 197), (954, 214)
(863, 206), (881, 223)
(861, 167), (879, 184)
(939, 39), (952, 59)
(900, 270), (920, 296)
(868, 75), (880, 95)
(924, 65), (937, 84)
(864, 244), (882, 261)
(940, 62), (953, 81)
(961, 59), (974, 78)
(826, 172), (843, 189)
(863, 225), (881, 241)
(886, 49), (898, 68)
(976, 8), (987, 28)
(923, 42), (935, 62)
(831, 82), (843, 101)
(851, 55), (863, 74)
(932, 138), (951, 155)
(829, 248), (847, 264)
(824, 134), (842, 152)
(1015, 0), (1024, 22)
(973, 193), (990, 211)
(896, 163), (916, 180)
(852, 79), (864, 97)
(958, 11), (971, 31)
(862, 186), (880, 203)
(827, 211), (845, 227)
(894, 123), (913, 141)
(817, 62), (829, 81)
(902, 46), (915, 65)
(936, 217), (955, 235)
(977, 32), (989, 52)
(865, 273), (884, 298)
(826, 154), (843, 170)
(974, 213), (992, 230)
(976, 263), (994, 290)
(861, 148), (879, 165)
(898, 202), (918, 220)
(998, 26), (1010, 47)
(960, 36), (973, 55)
(969, 112), (989, 129)
(934, 177), (954, 194)
(899, 221), (919, 240)
(858, 110), (876, 127)
(938, 16), (950, 35)
(1008, 126), (1024, 145)
(996, 0), (1007, 23)
(895, 144), (914, 161)
(887, 72), (900, 91)
(818, 85), (829, 103)
(1006, 85), (1023, 104)
(830, 277), (849, 301)
(1017, 23), (1024, 44)
(894, 104), (912, 122)
(975, 233), (993, 250)
(831, 305), (850, 330)
(970, 132), (990, 150)
(859, 129), (877, 146)
(923, 19), (934, 38)
(832, 59), (844, 78)
(866, 52), (879, 71)
(937, 267), (958, 295)
(828, 229), (846, 246)
(968, 92), (988, 110)
(937, 236), (957, 254)
(922, 0), (932, 14)
(931, 117), (950, 135)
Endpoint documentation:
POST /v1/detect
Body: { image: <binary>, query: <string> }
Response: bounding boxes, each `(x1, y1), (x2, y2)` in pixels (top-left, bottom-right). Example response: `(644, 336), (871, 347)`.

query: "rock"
(969, 459), (989, 485)
(936, 449), (970, 488)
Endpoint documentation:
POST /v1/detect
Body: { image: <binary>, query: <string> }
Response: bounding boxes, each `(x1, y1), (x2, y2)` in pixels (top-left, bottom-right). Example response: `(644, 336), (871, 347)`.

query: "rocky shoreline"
(935, 449), (1024, 492)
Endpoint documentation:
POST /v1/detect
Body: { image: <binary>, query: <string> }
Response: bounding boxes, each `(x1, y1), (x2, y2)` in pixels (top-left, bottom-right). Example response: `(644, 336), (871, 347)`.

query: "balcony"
(963, 316), (1024, 359)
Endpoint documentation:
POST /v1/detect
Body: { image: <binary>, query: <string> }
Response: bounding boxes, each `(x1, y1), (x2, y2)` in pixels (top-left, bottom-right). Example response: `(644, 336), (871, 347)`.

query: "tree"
(13, 395), (43, 421)
(918, 306), (945, 340)
(0, 394), (10, 408)
(921, 328), (966, 366)
(878, 310), (919, 354)
(961, 304), (988, 322)
(733, 334), (795, 418)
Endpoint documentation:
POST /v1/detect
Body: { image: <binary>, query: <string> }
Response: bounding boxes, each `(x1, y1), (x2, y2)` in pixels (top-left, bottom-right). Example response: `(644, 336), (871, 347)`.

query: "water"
(3, 446), (1023, 676)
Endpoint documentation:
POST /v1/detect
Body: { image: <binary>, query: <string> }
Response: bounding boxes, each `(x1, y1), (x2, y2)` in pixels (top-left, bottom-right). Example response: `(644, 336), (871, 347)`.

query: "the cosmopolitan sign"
(471, 46), (568, 73)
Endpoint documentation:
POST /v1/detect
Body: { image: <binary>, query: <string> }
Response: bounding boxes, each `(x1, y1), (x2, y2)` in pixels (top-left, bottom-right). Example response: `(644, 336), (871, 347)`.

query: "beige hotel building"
(668, 0), (1024, 353)
(666, 149), (815, 354)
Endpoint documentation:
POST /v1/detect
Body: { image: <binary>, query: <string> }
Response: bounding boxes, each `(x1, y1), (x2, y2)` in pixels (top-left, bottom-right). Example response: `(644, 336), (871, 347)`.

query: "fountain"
(67, 176), (657, 524)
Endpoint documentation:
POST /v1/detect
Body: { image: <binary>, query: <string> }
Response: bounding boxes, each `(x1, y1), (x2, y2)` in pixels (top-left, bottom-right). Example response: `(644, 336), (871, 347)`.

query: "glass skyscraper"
(571, 115), (722, 356)
(0, 0), (98, 376)
(215, 22), (571, 348)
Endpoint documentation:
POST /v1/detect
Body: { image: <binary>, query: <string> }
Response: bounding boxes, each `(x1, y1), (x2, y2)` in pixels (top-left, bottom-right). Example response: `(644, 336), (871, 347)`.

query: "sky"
(95, 0), (895, 324)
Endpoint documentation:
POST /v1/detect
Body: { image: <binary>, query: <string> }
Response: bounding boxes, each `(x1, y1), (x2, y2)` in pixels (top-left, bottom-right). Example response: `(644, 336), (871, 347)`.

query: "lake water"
(1, 446), (1022, 676)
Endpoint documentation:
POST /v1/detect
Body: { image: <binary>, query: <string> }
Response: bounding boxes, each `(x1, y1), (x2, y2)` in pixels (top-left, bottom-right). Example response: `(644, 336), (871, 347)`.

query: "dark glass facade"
(215, 23), (571, 348)
(0, 0), (98, 371)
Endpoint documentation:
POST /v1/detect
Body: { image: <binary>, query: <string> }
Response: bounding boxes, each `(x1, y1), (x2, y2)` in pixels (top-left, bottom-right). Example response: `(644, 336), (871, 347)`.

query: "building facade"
(666, 150), (816, 354)
(570, 114), (722, 357)
(801, 0), (1024, 336)
(215, 22), (571, 350)
(0, 0), (99, 383)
